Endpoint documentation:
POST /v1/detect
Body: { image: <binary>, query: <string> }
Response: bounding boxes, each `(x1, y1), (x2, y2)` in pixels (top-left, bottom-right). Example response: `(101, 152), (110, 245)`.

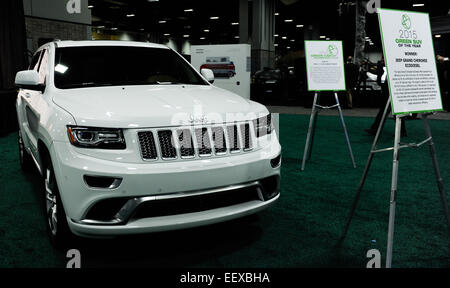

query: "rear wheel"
(43, 155), (72, 247)
(18, 131), (33, 172)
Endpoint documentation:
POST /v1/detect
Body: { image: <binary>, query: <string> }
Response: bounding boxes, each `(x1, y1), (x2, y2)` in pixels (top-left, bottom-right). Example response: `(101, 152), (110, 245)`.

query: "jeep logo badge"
(189, 115), (208, 124)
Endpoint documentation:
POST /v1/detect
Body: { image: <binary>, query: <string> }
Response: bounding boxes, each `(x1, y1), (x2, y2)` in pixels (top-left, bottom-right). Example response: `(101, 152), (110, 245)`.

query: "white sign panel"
(305, 41), (346, 91)
(378, 9), (443, 114)
(191, 44), (251, 99)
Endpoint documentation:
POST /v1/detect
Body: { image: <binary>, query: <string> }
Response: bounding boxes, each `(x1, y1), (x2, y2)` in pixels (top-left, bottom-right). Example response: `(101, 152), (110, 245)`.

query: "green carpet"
(0, 114), (449, 268)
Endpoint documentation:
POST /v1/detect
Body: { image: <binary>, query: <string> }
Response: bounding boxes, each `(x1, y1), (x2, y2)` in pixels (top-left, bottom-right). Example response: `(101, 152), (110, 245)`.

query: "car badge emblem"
(189, 115), (208, 124)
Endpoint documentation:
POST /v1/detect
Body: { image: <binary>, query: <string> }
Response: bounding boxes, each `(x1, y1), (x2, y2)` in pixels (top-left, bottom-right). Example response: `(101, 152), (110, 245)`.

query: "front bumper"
(68, 193), (279, 237)
(51, 132), (281, 237)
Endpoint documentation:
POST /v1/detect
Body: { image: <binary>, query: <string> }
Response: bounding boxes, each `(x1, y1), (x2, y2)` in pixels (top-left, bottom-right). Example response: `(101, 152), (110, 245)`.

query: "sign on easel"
(379, 9), (443, 114)
(342, 8), (450, 269)
(305, 41), (346, 91)
(301, 40), (355, 170)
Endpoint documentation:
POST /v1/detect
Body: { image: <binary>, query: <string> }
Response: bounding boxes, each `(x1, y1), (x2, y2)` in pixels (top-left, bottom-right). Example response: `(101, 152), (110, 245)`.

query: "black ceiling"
(89, 0), (450, 52)
(90, 0), (240, 41)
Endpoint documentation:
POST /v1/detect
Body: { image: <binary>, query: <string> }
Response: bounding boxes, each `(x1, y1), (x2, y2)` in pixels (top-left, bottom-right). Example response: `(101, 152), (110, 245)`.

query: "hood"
(52, 85), (267, 128)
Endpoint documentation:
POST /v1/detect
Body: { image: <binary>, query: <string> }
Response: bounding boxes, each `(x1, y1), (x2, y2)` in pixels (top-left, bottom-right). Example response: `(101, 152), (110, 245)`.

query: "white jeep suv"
(15, 40), (281, 244)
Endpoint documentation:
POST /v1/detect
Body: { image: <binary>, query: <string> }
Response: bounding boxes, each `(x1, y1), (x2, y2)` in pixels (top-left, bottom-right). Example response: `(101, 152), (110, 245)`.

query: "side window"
(29, 51), (42, 71)
(37, 49), (48, 85)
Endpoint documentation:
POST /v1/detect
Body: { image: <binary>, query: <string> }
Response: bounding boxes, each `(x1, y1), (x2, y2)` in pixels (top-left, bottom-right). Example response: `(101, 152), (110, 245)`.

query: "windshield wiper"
(156, 81), (183, 85)
(59, 82), (114, 89)
(58, 80), (202, 89)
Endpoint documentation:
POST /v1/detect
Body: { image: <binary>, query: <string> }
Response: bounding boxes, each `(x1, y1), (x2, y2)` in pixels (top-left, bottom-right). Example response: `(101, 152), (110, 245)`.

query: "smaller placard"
(305, 40), (346, 91)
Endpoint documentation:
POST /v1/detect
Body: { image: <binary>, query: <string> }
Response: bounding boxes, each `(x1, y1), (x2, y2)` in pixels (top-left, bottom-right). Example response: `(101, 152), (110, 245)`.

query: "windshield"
(54, 46), (207, 89)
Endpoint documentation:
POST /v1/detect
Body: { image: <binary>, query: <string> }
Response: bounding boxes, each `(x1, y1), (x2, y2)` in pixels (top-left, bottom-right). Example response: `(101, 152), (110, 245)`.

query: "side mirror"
(15, 70), (44, 92)
(201, 68), (215, 84)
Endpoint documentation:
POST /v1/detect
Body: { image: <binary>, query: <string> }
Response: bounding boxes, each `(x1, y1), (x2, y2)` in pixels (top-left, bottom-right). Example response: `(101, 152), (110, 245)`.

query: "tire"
(18, 131), (34, 172)
(43, 155), (73, 247)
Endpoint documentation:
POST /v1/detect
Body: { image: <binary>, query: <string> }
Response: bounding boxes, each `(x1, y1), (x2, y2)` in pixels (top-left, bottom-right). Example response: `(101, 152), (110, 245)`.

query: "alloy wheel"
(45, 168), (58, 236)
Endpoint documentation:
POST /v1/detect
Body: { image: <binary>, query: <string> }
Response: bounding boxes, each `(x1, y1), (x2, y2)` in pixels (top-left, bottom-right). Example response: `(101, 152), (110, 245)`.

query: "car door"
(19, 50), (41, 152)
(21, 49), (48, 158)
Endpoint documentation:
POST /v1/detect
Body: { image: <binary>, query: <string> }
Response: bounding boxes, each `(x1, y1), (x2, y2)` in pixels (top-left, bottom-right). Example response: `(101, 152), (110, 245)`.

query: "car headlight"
(67, 126), (126, 149)
(253, 114), (273, 138)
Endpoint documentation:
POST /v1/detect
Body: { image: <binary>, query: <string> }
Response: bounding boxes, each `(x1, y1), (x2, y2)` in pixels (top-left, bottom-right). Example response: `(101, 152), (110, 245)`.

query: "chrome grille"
(211, 126), (227, 154)
(157, 130), (177, 159)
(227, 125), (240, 152)
(195, 128), (212, 156)
(137, 131), (158, 160)
(241, 123), (252, 151)
(177, 129), (195, 158)
(138, 122), (255, 161)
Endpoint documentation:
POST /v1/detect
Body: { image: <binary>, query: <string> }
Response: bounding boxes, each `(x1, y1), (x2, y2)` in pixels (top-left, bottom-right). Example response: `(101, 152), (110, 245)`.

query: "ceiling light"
(274, 34), (279, 37)
(184, 9), (194, 12)
(412, 3), (425, 7)
(287, 46), (291, 49)
(326, 38), (330, 40)
(204, 29), (210, 32)
(96, 25), (105, 29)
(88, 5), (94, 9)
(158, 20), (166, 24)
(231, 22), (239, 25)
(282, 36), (287, 39)
(296, 25), (304, 28)
(290, 39), (295, 42)
(55, 64), (68, 74)
(183, 34), (189, 38)
(435, 34), (441, 38)
(111, 27), (118, 30)
(234, 36), (239, 39)
(320, 35), (326, 39)
(274, 12), (279, 16)
(126, 14), (135, 17)
(274, 43), (278, 47)
(284, 19), (293, 22)
(210, 16), (219, 20)
(140, 28), (144, 31)
(200, 37), (206, 40)
(164, 33), (170, 36)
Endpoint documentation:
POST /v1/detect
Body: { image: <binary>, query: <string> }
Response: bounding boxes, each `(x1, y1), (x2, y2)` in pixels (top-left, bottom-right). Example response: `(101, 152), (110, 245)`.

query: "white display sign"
(191, 44), (251, 99)
(304, 40), (346, 91)
(378, 9), (443, 114)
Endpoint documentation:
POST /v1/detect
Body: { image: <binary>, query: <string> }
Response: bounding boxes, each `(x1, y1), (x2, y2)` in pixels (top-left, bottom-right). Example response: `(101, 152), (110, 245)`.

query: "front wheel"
(43, 156), (72, 247)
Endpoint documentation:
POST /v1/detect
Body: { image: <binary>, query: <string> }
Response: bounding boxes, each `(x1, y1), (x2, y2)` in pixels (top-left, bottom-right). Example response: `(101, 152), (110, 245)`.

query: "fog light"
(260, 175), (280, 200)
(84, 175), (122, 189)
(270, 154), (281, 168)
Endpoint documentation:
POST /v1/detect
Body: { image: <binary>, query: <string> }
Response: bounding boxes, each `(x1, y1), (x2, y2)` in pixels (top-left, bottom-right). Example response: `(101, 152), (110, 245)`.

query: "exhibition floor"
(1, 114), (449, 268)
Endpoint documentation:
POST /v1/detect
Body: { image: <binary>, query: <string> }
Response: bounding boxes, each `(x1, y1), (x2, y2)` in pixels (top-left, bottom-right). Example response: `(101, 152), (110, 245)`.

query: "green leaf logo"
(328, 45), (338, 56)
(401, 14), (411, 30)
